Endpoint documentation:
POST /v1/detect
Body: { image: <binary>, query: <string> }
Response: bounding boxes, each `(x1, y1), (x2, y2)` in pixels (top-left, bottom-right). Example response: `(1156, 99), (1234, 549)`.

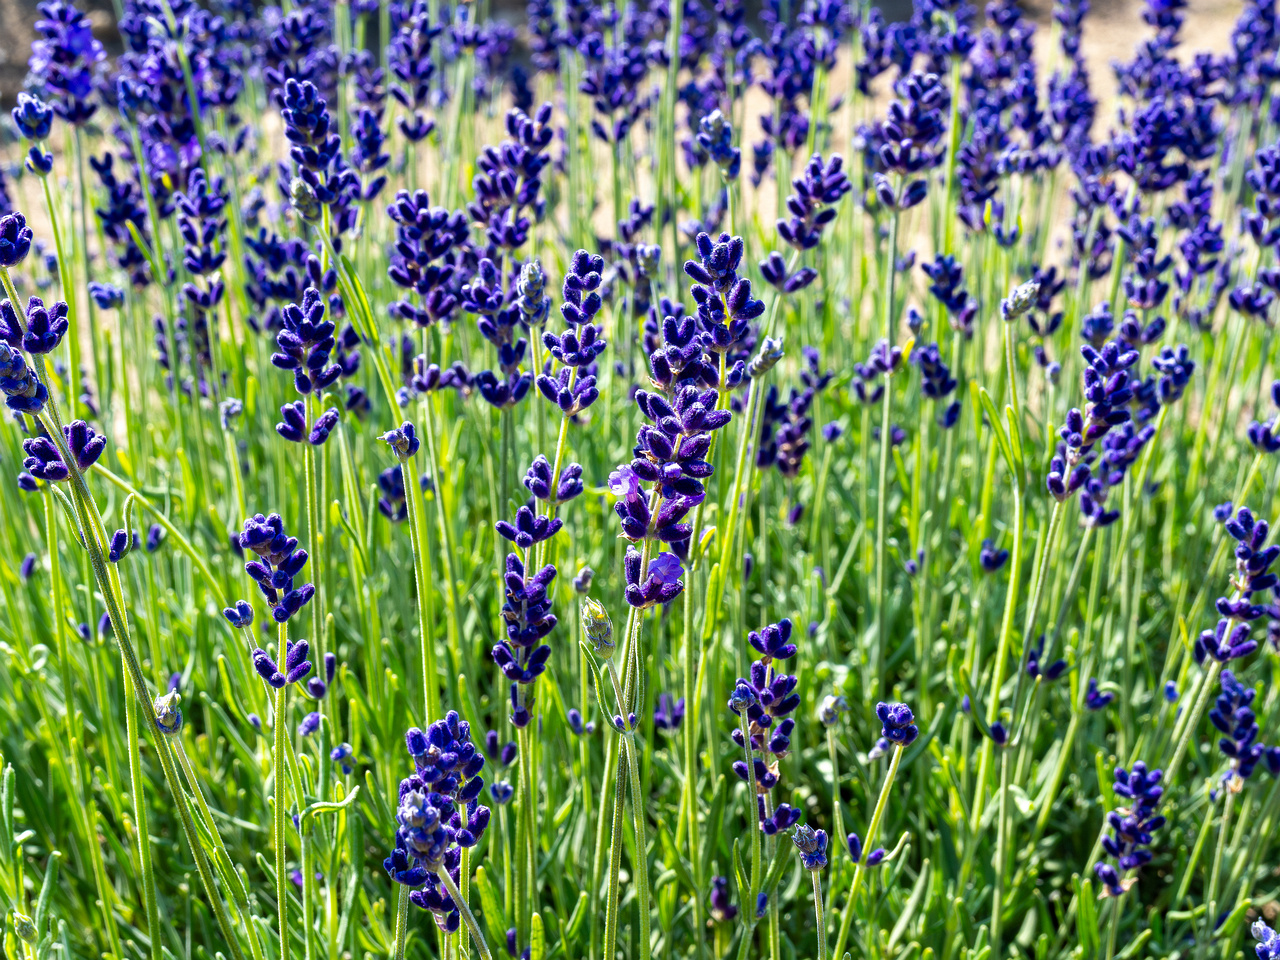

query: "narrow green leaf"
(887, 859), (929, 951)
(732, 838), (749, 908)
(1004, 404), (1025, 476)
(474, 866), (507, 943)
(976, 387), (1016, 475)
(1114, 928), (1152, 960)
(564, 891), (588, 941)
(1214, 898), (1251, 939)
(578, 641), (613, 730)
(530, 912), (546, 960)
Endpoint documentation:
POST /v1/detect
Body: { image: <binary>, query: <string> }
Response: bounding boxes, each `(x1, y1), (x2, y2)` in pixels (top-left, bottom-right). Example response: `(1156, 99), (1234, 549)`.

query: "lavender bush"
(1, 0), (1280, 959)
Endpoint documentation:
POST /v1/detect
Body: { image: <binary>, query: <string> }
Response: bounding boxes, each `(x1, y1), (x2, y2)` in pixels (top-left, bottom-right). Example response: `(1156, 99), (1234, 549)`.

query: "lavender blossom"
(384, 713), (490, 934)
(1095, 762), (1164, 897)
(238, 513), (316, 623)
(1210, 670), (1265, 786)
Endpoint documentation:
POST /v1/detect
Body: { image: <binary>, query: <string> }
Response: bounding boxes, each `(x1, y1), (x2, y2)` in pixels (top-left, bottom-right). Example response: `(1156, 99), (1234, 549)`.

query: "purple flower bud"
(298, 711), (321, 737)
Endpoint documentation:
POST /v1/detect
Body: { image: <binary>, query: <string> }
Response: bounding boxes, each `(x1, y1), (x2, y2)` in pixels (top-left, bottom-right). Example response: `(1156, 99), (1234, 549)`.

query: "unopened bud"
(581, 597), (614, 657)
(14, 913), (36, 943)
(1001, 279), (1040, 321)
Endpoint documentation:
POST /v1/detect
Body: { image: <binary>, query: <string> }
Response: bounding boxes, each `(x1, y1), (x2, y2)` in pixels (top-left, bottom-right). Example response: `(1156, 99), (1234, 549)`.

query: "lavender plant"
(4, 2), (1280, 960)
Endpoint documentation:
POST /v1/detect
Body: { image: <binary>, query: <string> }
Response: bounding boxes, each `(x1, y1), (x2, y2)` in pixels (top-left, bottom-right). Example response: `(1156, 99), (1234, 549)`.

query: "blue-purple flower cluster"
(729, 619), (804, 836)
(384, 714), (491, 933)
(1195, 506), (1276, 664)
(237, 513), (316, 624)
(1211, 670), (1266, 787)
(1095, 762), (1164, 897)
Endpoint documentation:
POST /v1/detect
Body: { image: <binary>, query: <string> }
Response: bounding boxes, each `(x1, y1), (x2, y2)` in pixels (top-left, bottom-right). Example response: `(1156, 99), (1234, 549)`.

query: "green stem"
(811, 871), (826, 960)
(275, 682), (291, 960)
(621, 728), (651, 960)
(399, 447), (438, 723)
(1103, 897), (1119, 960)
(436, 869), (492, 960)
(124, 671), (163, 960)
(831, 743), (903, 960)
(873, 208), (900, 701)
(1200, 785), (1234, 960)
(972, 475), (1024, 833)
(602, 661), (652, 960)
(303, 394), (323, 665)
(1166, 660), (1223, 784)
(739, 710), (762, 903)
(173, 739), (251, 911)
(991, 749), (1010, 954)
(420, 396), (465, 673)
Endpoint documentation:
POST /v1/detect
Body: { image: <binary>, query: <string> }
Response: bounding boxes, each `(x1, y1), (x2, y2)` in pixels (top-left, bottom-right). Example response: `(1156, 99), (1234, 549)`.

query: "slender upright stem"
(990, 749), (1011, 954)
(810, 871), (827, 960)
(1201, 785), (1235, 960)
(825, 727), (844, 845)
(436, 869), (492, 960)
(832, 743), (903, 960)
(619, 725), (652, 960)
(123, 671), (163, 960)
(1002, 318), (1020, 425)
(873, 208), (900, 701)
(1167, 660), (1223, 783)
(1008, 500), (1066, 726)
(302, 395), (323, 666)
(973, 478), (1024, 832)
(1103, 897), (1120, 960)
(275, 681), (291, 960)
(420, 397), (465, 671)
(400, 448), (438, 723)
(174, 740), (251, 910)
(739, 711), (762, 901)
(602, 749), (627, 960)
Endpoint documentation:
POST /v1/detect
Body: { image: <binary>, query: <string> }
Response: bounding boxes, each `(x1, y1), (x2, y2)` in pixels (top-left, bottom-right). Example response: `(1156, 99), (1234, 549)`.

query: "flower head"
(1211, 670), (1265, 786)
(385, 712), (490, 932)
(653, 693), (685, 733)
(1096, 761), (1164, 896)
(238, 514), (315, 623)
(709, 876), (738, 923)
(153, 691), (183, 735)
(876, 701), (918, 746)
(792, 823), (828, 870)
(381, 421), (421, 460)
(1254, 921), (1280, 960)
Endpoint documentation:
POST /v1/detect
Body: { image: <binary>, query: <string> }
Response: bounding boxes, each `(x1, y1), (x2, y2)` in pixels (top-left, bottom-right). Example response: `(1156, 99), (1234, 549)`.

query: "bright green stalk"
(274, 680), (291, 960)
(872, 206), (900, 701)
(940, 53), (964, 255)
(303, 393), (324, 671)
(173, 737), (252, 913)
(605, 661), (651, 960)
(831, 743), (904, 960)
(810, 870), (827, 960)
(124, 671), (163, 960)
(1166, 659), (1223, 784)
(738, 708), (762, 907)
(436, 869), (492, 960)
(990, 748), (1011, 955)
(1200, 785), (1235, 960)
(419, 395), (465, 672)
(399, 445), (439, 724)
(1103, 897), (1120, 960)
(971, 465), (1024, 833)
